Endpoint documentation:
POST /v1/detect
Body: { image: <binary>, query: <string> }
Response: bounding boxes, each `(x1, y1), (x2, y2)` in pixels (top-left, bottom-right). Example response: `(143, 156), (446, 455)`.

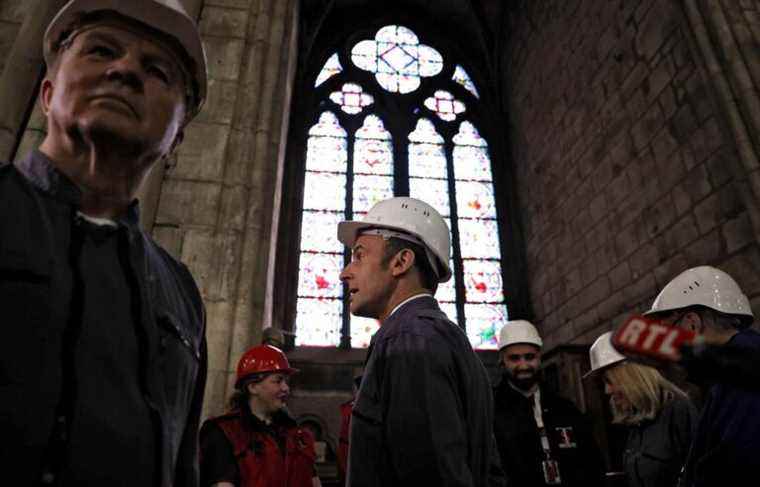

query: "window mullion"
(444, 139), (465, 331)
(341, 132), (356, 349)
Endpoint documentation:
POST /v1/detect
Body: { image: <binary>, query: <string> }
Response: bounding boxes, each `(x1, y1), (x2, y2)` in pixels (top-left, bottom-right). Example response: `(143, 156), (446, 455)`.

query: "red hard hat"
(236, 345), (298, 386)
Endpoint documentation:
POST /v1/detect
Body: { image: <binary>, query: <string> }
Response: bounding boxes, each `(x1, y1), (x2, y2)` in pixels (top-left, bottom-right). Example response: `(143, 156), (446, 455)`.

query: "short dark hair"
(687, 305), (750, 330)
(381, 237), (439, 293)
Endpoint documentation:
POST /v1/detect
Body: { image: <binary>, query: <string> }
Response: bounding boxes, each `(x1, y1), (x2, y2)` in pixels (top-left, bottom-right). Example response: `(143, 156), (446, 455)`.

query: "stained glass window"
(454, 122), (507, 349)
(424, 90), (466, 121)
(453, 65), (480, 98)
(296, 25), (507, 350)
(351, 25), (443, 94)
(315, 53), (342, 87)
(330, 83), (374, 114)
(296, 112), (347, 346)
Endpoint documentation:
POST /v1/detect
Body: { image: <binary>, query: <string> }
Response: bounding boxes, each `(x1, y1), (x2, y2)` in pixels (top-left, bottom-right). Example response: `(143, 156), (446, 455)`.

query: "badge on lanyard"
(556, 426), (577, 449)
(542, 458), (562, 485)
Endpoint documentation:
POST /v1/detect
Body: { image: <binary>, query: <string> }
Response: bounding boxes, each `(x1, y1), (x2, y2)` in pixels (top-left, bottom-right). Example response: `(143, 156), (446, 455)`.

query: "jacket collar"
(14, 150), (142, 231)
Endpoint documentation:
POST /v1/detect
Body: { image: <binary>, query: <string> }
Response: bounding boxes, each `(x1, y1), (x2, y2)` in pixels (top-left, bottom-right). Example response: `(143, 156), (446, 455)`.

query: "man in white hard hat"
(338, 197), (506, 487)
(492, 320), (604, 487)
(643, 265), (760, 487)
(0, 1), (207, 485)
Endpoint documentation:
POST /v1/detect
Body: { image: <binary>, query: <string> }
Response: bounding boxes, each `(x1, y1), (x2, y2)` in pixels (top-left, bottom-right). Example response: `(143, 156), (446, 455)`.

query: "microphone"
(611, 315), (699, 363)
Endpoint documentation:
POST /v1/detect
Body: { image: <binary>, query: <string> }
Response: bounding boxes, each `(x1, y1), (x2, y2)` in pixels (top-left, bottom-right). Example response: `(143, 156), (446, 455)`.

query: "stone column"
(152, 0), (300, 417)
(0, 0), (66, 161)
(682, 0), (760, 242)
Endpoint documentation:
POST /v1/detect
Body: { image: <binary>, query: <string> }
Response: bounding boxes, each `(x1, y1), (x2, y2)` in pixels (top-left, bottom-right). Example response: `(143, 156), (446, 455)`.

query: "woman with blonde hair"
(587, 332), (699, 487)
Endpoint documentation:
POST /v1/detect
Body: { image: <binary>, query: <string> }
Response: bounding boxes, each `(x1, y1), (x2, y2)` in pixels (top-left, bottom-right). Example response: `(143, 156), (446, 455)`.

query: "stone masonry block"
(705, 147), (737, 188)
(623, 272), (657, 307)
(578, 277), (612, 315)
(672, 183), (692, 217)
(653, 252), (689, 287)
(684, 164), (713, 205)
(156, 179), (221, 227)
(629, 242), (660, 278)
(721, 246), (760, 298)
(195, 79), (238, 125)
(203, 36), (245, 81)
(643, 193), (677, 238)
(0, 0), (28, 22)
(204, 0), (252, 9)
(597, 290), (627, 322)
(0, 21), (20, 73)
(651, 125), (679, 163)
(635, 1), (678, 60)
(200, 6), (249, 38)
(655, 151), (686, 191)
(684, 228), (723, 264)
(174, 122), (230, 181)
(723, 212), (755, 254)
(670, 105), (698, 142)
(181, 229), (241, 302)
(219, 184), (247, 231)
(663, 214), (700, 252)
(632, 103), (665, 152)
(609, 261), (632, 291)
(615, 220), (644, 260)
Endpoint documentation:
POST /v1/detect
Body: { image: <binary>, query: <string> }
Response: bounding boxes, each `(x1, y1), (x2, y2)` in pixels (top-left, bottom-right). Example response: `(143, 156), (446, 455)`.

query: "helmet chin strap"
(360, 228), (442, 279)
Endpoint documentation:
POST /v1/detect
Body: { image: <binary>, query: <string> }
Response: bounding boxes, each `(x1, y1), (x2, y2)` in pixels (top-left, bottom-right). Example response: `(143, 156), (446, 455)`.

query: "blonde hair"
(604, 362), (687, 425)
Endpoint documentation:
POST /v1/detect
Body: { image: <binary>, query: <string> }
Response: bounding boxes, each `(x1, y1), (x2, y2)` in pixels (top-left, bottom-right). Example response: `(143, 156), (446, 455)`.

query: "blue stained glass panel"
(463, 259), (504, 303)
(458, 219), (502, 259)
(353, 174), (394, 214)
(424, 90), (466, 122)
(409, 177), (450, 218)
(453, 65), (480, 99)
(465, 303), (508, 350)
(453, 144), (492, 182)
(297, 252), (344, 298)
(437, 266), (457, 302)
(306, 136), (347, 173)
(354, 115), (393, 176)
(453, 121), (487, 147)
(309, 111), (347, 137)
(455, 180), (497, 219)
(351, 25), (442, 94)
(303, 171), (346, 211)
(329, 83), (374, 114)
(295, 298), (342, 346)
(299, 211), (344, 253)
(315, 53), (342, 87)
(350, 315), (380, 348)
(409, 118), (444, 144)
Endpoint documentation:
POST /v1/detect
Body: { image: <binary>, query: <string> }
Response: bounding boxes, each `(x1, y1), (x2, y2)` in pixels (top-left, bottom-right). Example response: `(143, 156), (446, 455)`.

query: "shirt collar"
(14, 150), (142, 231)
(386, 293), (433, 320)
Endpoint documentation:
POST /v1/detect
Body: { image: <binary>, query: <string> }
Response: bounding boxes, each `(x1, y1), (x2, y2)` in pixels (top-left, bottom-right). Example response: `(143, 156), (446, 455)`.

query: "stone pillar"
(682, 0), (760, 242)
(152, 0), (300, 417)
(0, 0), (66, 161)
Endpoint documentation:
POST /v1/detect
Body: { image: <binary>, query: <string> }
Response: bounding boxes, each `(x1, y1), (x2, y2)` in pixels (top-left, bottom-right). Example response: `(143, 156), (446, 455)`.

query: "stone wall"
(503, 0), (760, 350)
(0, 0), (28, 73)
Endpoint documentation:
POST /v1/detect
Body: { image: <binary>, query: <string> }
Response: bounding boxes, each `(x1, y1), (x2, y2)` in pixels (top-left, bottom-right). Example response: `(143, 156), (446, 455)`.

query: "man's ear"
(40, 78), (54, 116)
(681, 311), (704, 334)
(390, 248), (415, 277)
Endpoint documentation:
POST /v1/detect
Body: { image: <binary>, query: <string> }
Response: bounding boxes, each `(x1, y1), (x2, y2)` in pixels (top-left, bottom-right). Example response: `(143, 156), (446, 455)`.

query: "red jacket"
(208, 411), (316, 487)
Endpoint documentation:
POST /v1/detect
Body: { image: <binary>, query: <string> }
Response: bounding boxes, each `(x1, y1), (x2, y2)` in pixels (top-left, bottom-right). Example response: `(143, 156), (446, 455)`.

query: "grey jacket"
(623, 395), (698, 487)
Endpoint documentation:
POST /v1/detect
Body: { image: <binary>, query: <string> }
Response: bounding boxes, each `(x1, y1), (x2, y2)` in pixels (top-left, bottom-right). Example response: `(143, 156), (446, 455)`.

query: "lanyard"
(533, 390), (552, 456)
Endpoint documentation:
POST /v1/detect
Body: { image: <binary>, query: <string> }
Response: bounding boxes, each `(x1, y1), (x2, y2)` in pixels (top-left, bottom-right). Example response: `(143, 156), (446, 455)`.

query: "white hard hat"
(645, 266), (753, 324)
(584, 331), (626, 378)
(44, 0), (207, 121)
(497, 320), (543, 350)
(338, 197), (452, 282)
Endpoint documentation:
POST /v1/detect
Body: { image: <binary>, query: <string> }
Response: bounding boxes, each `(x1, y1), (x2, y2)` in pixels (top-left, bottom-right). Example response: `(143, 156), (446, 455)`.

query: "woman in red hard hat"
(200, 345), (321, 487)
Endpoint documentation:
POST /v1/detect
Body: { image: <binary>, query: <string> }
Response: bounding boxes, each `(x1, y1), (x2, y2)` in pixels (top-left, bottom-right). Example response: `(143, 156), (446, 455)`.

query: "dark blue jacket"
(681, 328), (760, 486)
(347, 296), (506, 487)
(0, 151), (206, 486)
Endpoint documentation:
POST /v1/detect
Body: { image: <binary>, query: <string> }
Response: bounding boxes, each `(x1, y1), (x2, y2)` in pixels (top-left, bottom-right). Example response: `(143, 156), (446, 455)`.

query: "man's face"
(339, 234), (395, 320)
(501, 343), (541, 391)
(42, 23), (187, 168)
(249, 373), (290, 415)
